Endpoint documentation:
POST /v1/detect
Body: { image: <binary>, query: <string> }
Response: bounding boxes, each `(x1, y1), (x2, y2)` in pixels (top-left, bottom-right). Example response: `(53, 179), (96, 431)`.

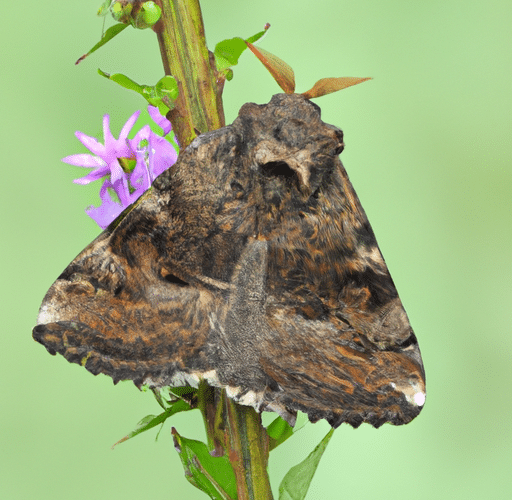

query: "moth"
(33, 93), (425, 428)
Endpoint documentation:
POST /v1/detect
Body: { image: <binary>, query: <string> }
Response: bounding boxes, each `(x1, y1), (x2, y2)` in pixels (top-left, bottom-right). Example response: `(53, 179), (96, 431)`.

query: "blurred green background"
(2, 0), (511, 498)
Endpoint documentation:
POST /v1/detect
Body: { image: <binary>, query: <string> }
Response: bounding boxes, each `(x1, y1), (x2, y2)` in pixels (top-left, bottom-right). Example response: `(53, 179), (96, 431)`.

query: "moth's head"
(235, 93), (344, 201)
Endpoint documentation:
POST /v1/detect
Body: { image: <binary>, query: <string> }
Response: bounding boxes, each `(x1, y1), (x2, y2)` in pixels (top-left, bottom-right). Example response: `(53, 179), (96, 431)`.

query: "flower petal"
(119, 110), (141, 142)
(149, 135), (178, 179)
(111, 175), (133, 207)
(130, 154), (151, 193)
(75, 131), (106, 157)
(108, 160), (126, 185)
(148, 105), (172, 136)
(102, 115), (115, 151)
(62, 154), (106, 168)
(65, 108), (179, 230)
(85, 181), (123, 229)
(73, 168), (110, 185)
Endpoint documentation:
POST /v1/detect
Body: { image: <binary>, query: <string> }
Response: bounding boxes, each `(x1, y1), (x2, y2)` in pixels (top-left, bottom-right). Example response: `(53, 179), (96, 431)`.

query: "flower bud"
(110, 1), (161, 29)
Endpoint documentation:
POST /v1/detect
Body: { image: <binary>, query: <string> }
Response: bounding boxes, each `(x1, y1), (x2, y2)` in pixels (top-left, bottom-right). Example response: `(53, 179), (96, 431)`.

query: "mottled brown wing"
(32, 199), (221, 387)
(33, 93), (425, 428)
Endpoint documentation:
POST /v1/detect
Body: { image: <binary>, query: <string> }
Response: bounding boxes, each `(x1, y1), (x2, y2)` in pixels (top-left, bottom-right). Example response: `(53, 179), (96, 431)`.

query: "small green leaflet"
(278, 428), (335, 500)
(98, 70), (179, 115)
(111, 399), (191, 449)
(214, 24), (270, 79)
(76, 23), (128, 65)
(172, 428), (237, 500)
(79, 2), (161, 64)
(267, 411), (309, 451)
(267, 416), (294, 451)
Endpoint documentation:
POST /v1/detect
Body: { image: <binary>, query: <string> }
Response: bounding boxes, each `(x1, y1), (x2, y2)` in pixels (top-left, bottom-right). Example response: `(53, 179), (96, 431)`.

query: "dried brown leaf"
(245, 42), (295, 94)
(301, 77), (371, 99)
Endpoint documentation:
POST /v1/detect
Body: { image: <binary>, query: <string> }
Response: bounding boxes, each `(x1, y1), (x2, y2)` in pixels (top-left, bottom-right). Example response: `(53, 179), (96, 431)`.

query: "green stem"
(154, 0), (225, 147)
(197, 382), (224, 457)
(224, 397), (274, 500)
(197, 385), (274, 499)
(154, 2), (273, 498)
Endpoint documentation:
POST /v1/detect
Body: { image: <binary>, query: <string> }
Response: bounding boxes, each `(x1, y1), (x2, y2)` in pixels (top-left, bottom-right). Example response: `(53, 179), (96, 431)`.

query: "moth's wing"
(253, 170), (426, 428)
(258, 311), (425, 428)
(33, 190), (221, 388)
(206, 238), (425, 429)
(257, 234), (426, 428)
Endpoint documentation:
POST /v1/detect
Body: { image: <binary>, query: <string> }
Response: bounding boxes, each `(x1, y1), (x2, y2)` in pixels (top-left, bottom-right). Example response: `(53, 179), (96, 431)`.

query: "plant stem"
(198, 384), (274, 499)
(154, 0), (225, 148)
(224, 397), (274, 499)
(154, 2), (273, 498)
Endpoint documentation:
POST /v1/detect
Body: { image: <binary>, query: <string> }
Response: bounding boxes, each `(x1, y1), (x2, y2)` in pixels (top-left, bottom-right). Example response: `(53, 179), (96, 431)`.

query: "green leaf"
(267, 416), (294, 451)
(246, 23), (270, 44)
(172, 428), (237, 500)
(151, 386), (198, 410)
(98, 69), (143, 92)
(151, 386), (177, 409)
(214, 37), (247, 72)
(151, 75), (179, 114)
(213, 24), (270, 73)
(278, 428), (335, 500)
(98, 71), (178, 114)
(75, 23), (129, 65)
(111, 399), (191, 449)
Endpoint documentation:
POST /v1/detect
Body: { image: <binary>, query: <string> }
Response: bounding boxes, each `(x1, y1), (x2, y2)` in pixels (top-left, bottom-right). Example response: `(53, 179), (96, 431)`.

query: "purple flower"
(84, 180), (125, 229)
(148, 105), (172, 136)
(63, 107), (178, 229)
